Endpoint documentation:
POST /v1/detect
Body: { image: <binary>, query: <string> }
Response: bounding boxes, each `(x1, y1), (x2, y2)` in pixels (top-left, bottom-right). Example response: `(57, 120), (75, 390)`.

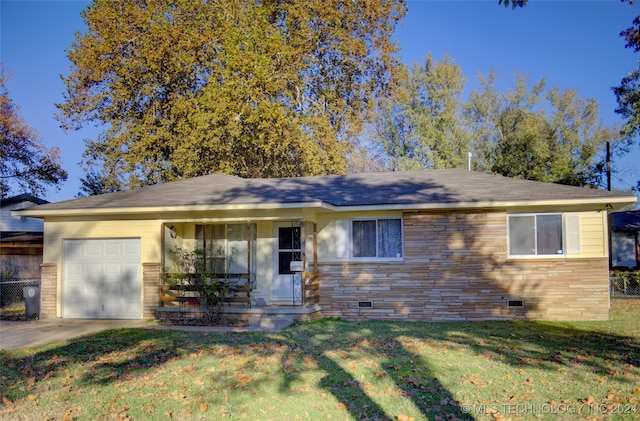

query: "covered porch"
(155, 217), (321, 323)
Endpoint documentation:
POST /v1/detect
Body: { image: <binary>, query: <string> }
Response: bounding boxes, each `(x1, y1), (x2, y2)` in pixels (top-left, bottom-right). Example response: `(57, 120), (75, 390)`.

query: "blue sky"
(1, 0), (639, 203)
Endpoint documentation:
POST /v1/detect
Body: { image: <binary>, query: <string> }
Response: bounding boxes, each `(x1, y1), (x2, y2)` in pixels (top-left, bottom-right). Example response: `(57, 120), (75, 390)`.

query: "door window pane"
(278, 227), (300, 250)
(278, 226), (301, 274)
(279, 251), (302, 275)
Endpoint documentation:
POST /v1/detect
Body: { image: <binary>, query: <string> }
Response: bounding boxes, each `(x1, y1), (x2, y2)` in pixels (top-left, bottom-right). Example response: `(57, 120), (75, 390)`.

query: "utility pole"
(607, 141), (611, 191)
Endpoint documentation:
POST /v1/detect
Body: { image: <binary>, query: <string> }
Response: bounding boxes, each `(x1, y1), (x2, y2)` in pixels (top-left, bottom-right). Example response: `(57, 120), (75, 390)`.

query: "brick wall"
(39, 263), (57, 319)
(318, 210), (610, 321)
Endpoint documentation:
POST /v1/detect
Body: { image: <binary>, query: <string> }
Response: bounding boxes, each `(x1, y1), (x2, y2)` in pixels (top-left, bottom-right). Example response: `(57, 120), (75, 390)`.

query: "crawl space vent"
(358, 301), (373, 308)
(507, 300), (524, 308)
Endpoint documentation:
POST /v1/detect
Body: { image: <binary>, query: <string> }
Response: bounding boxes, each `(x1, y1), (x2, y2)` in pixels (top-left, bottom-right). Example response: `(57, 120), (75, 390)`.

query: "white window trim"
(335, 217), (404, 262)
(507, 212), (580, 258)
(196, 223), (257, 273)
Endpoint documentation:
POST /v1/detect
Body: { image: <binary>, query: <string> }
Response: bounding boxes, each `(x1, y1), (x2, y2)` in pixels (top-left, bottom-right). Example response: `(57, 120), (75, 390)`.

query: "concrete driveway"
(0, 319), (149, 350)
(0, 318), (293, 350)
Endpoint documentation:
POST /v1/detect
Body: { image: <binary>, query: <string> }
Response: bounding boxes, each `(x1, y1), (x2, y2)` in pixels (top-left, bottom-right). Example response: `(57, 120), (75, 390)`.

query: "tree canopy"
(498, 0), (528, 9)
(367, 56), (621, 188)
(372, 53), (470, 171)
(613, 14), (640, 141)
(467, 72), (619, 186)
(58, 0), (406, 192)
(0, 66), (67, 199)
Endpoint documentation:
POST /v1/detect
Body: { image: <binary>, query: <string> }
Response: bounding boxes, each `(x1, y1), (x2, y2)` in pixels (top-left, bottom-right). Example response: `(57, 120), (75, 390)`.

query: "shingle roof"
(1, 194), (48, 208)
(16, 169), (637, 214)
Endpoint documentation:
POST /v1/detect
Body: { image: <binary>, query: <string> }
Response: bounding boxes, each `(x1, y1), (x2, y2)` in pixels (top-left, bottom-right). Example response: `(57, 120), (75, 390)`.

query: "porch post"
(160, 223), (166, 272)
(313, 222), (318, 273)
(247, 221), (251, 279)
(300, 220), (306, 271)
(300, 221), (306, 306)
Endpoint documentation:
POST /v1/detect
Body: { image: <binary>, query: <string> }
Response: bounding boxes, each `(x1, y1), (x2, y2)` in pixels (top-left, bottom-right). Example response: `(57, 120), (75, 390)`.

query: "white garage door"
(63, 238), (142, 319)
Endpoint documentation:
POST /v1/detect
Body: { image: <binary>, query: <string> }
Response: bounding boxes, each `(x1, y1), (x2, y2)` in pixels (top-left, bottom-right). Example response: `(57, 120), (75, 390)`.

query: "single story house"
(14, 169), (637, 321)
(1, 194), (49, 279)
(611, 210), (640, 269)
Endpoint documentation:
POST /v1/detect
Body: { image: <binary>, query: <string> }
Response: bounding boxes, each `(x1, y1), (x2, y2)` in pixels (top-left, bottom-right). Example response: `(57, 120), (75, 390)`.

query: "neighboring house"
(15, 169), (637, 321)
(1, 194), (49, 279)
(611, 210), (640, 269)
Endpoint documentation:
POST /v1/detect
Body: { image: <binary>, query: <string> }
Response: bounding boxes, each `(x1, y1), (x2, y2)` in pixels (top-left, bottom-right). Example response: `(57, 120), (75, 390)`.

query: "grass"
(0, 302), (27, 321)
(1, 300), (639, 421)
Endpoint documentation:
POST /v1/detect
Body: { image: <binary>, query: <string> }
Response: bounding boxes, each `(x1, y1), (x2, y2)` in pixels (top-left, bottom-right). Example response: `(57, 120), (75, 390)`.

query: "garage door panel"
(64, 298), (102, 319)
(105, 243), (122, 255)
(85, 243), (103, 256)
(63, 239), (142, 319)
(65, 263), (84, 276)
(86, 263), (104, 276)
(105, 262), (124, 275)
(121, 283), (141, 295)
(124, 243), (140, 256)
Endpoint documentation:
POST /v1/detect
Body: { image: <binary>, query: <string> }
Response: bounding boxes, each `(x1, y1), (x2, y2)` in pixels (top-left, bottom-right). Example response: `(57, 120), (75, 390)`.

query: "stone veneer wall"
(39, 263), (57, 319)
(318, 210), (610, 321)
(143, 262), (162, 320)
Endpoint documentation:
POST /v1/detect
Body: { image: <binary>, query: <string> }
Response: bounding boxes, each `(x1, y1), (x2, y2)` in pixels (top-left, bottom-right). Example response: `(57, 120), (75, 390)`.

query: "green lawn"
(1, 300), (639, 421)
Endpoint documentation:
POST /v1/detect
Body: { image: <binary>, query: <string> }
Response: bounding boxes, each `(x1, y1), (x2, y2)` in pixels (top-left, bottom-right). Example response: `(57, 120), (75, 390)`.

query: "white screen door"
(273, 222), (301, 299)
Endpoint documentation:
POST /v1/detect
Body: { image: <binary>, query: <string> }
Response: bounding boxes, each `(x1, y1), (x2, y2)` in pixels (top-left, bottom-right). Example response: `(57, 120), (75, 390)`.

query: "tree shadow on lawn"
(431, 320), (640, 377)
(0, 328), (187, 398)
(273, 316), (639, 420)
(1, 314), (638, 420)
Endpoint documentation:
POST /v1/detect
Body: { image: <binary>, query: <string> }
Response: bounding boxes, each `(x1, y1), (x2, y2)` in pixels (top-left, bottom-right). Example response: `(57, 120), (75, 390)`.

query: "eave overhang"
(12, 195), (635, 219)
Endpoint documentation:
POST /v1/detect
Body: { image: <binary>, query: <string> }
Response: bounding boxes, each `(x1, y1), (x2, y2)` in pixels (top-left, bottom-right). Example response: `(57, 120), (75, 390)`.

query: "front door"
(273, 222), (302, 299)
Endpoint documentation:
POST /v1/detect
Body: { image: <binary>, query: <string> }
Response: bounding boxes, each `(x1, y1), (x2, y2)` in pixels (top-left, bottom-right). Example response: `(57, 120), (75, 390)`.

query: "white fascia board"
(12, 201), (327, 218)
(320, 197), (637, 212)
(13, 196), (636, 218)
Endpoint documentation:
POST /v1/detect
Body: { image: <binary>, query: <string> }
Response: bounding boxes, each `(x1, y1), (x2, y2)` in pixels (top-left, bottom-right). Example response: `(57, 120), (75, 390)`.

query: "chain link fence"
(0, 278), (41, 320)
(610, 271), (640, 297)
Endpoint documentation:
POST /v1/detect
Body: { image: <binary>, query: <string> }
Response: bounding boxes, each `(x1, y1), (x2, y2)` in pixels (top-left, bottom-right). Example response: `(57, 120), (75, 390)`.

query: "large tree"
(0, 66), (67, 199)
(466, 72), (618, 187)
(501, 0), (638, 189)
(371, 53), (470, 171)
(613, 13), (640, 141)
(58, 0), (406, 192)
(369, 56), (618, 187)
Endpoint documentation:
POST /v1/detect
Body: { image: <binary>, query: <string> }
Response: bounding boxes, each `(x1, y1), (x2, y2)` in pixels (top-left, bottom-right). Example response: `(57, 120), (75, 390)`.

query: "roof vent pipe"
(467, 152), (472, 171)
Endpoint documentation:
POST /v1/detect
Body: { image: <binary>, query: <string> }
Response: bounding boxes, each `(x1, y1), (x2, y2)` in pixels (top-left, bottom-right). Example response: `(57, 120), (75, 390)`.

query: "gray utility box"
(23, 286), (40, 319)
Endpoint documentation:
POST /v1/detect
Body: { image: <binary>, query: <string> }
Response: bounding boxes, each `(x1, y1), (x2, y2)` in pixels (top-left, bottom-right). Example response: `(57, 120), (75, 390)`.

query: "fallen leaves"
(581, 395), (596, 405)
(236, 376), (253, 387)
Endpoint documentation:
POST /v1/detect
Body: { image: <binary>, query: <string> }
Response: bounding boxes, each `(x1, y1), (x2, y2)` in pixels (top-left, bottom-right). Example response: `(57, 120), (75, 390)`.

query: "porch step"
(154, 304), (322, 328)
(248, 315), (295, 330)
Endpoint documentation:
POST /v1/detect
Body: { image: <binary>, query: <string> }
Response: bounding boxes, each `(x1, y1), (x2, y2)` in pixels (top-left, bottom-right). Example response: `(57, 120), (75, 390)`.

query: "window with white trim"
(507, 213), (580, 257)
(335, 218), (403, 260)
(195, 223), (257, 273)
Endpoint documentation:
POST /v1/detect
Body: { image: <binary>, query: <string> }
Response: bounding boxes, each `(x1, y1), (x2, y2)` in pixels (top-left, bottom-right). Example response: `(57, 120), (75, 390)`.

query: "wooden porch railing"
(161, 272), (252, 308)
(303, 270), (320, 306)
